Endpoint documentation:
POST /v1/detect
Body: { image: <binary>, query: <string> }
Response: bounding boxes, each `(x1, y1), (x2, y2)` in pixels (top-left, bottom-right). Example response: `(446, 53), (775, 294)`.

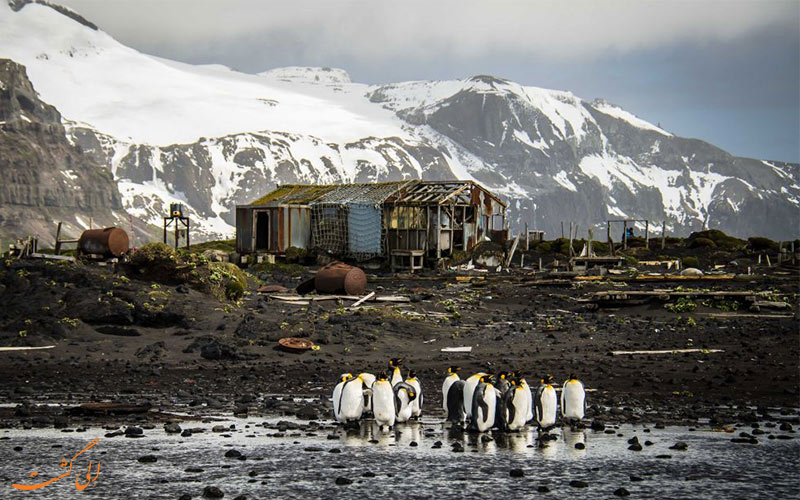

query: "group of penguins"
(333, 358), (586, 433)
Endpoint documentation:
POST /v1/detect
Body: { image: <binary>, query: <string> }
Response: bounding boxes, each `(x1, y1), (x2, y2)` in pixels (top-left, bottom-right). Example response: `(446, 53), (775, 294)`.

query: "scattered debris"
(278, 337), (317, 352)
(350, 291), (376, 308)
(0, 345), (56, 352)
(314, 261), (367, 295)
(441, 346), (472, 353)
(611, 349), (724, 356)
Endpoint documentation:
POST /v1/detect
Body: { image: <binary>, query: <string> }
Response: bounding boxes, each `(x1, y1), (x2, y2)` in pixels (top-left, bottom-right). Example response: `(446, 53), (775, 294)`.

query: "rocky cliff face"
(0, 59), (147, 246)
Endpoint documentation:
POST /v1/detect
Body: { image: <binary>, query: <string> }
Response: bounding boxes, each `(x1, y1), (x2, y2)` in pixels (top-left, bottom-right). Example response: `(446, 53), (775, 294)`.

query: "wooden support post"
(608, 221), (614, 256)
(588, 228), (594, 257)
(561, 221), (564, 238)
(175, 215), (179, 248)
(623, 220), (628, 250)
(186, 218), (190, 248)
(525, 222), (529, 251)
(54, 222), (63, 255)
(539, 257), (543, 271)
(661, 221), (666, 250)
(645, 220), (649, 249)
(436, 205), (441, 260)
(568, 222), (574, 257)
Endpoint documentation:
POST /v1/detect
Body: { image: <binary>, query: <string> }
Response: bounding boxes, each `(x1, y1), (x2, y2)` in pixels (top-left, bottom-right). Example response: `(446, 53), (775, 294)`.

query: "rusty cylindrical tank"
(314, 261), (367, 296)
(78, 227), (130, 257)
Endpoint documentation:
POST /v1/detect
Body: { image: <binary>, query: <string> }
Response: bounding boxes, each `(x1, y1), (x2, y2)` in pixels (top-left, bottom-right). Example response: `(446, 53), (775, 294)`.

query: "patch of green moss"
(682, 256), (700, 268)
(184, 239), (236, 255)
(747, 237), (778, 252)
(250, 261), (305, 278)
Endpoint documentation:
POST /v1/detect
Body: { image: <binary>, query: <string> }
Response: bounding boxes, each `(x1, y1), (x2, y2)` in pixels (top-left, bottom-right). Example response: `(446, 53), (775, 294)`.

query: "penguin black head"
(497, 371), (509, 380)
(339, 373), (353, 382)
(447, 366), (461, 375)
(388, 358), (404, 368)
(567, 373), (577, 381)
(408, 370), (417, 380)
(480, 374), (496, 385)
(377, 371), (388, 381)
(542, 374), (554, 384)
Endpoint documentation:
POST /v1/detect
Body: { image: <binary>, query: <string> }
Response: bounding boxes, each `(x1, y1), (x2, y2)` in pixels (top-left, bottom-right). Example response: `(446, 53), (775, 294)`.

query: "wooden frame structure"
(235, 180), (507, 265)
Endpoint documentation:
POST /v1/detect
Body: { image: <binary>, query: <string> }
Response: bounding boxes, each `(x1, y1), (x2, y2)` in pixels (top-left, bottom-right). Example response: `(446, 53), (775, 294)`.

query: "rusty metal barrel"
(314, 261), (367, 295)
(78, 227), (130, 257)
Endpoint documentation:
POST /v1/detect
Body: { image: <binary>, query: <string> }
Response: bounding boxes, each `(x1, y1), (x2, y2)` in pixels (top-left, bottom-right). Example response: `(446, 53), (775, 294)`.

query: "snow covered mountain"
(1, 0), (798, 243)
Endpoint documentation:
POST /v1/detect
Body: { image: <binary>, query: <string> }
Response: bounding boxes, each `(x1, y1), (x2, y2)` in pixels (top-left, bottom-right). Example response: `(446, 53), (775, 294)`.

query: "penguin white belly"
(391, 367), (403, 386)
(522, 382), (533, 422)
(407, 379), (422, 417)
(463, 374), (484, 419)
(475, 389), (496, 432)
(442, 374), (458, 411)
(340, 379), (364, 421)
(396, 391), (413, 423)
(562, 380), (586, 420)
(508, 389), (529, 431)
(332, 381), (345, 422)
(538, 386), (557, 427)
(372, 382), (395, 428)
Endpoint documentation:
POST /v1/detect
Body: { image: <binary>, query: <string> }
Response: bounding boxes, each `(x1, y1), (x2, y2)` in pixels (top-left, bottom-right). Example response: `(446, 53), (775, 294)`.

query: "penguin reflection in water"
(332, 374), (364, 426)
(468, 375), (497, 433)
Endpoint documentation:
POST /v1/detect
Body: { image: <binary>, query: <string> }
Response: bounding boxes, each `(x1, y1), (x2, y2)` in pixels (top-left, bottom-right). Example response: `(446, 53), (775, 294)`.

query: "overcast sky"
(61, 0), (800, 163)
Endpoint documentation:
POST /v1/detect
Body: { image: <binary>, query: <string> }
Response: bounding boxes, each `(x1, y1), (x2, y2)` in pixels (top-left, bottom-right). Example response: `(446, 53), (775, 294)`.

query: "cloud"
(60, 0), (798, 64)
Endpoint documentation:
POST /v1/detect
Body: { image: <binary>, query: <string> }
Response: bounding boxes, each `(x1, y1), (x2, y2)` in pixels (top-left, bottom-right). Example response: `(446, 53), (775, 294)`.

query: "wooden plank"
(612, 348), (724, 356)
(351, 291), (376, 308)
(0, 345), (56, 352)
(505, 232), (521, 267)
(441, 346), (472, 353)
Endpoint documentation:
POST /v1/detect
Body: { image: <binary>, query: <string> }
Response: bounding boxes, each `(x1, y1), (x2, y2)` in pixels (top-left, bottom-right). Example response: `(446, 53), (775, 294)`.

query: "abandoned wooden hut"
(235, 180), (507, 265)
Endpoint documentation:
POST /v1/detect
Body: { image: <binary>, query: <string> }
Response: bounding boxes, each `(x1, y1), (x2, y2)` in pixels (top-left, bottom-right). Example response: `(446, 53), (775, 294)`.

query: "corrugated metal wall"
(236, 207), (253, 253)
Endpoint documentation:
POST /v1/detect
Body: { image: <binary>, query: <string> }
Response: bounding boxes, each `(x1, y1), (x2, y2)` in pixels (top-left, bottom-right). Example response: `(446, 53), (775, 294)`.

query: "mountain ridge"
(0, 0), (797, 243)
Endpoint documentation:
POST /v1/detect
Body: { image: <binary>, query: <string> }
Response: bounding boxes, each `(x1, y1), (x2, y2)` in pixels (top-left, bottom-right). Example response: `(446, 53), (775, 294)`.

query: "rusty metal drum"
(78, 227), (130, 257)
(314, 261), (367, 295)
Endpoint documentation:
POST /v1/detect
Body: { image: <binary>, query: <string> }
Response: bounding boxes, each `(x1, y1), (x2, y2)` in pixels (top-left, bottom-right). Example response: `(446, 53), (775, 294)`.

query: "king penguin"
(468, 375), (496, 433)
(463, 372), (488, 422)
(442, 366), (460, 412)
(388, 358), (404, 386)
(405, 370), (423, 419)
(332, 373), (352, 422)
(393, 381), (417, 423)
(371, 372), (396, 430)
(513, 371), (534, 423)
(534, 375), (558, 430)
(502, 378), (530, 431)
(337, 374), (364, 424)
(561, 375), (586, 423)
(494, 371), (511, 431)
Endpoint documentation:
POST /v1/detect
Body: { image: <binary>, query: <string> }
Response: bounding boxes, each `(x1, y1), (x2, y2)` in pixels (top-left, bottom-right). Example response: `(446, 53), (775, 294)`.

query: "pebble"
(125, 426), (144, 438)
(574, 442), (586, 450)
(509, 468), (524, 478)
(630, 475), (643, 482)
(628, 443), (642, 451)
(570, 480), (589, 488)
(614, 487), (631, 497)
(362, 471), (376, 478)
(202, 486), (224, 498)
(409, 441), (418, 447)
(178, 495), (191, 500)
(181, 429), (193, 437)
(137, 455), (158, 463)
(669, 442), (688, 451)
(224, 449), (242, 458)
(335, 477), (353, 486)
(164, 423), (182, 434)
(537, 486), (550, 493)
